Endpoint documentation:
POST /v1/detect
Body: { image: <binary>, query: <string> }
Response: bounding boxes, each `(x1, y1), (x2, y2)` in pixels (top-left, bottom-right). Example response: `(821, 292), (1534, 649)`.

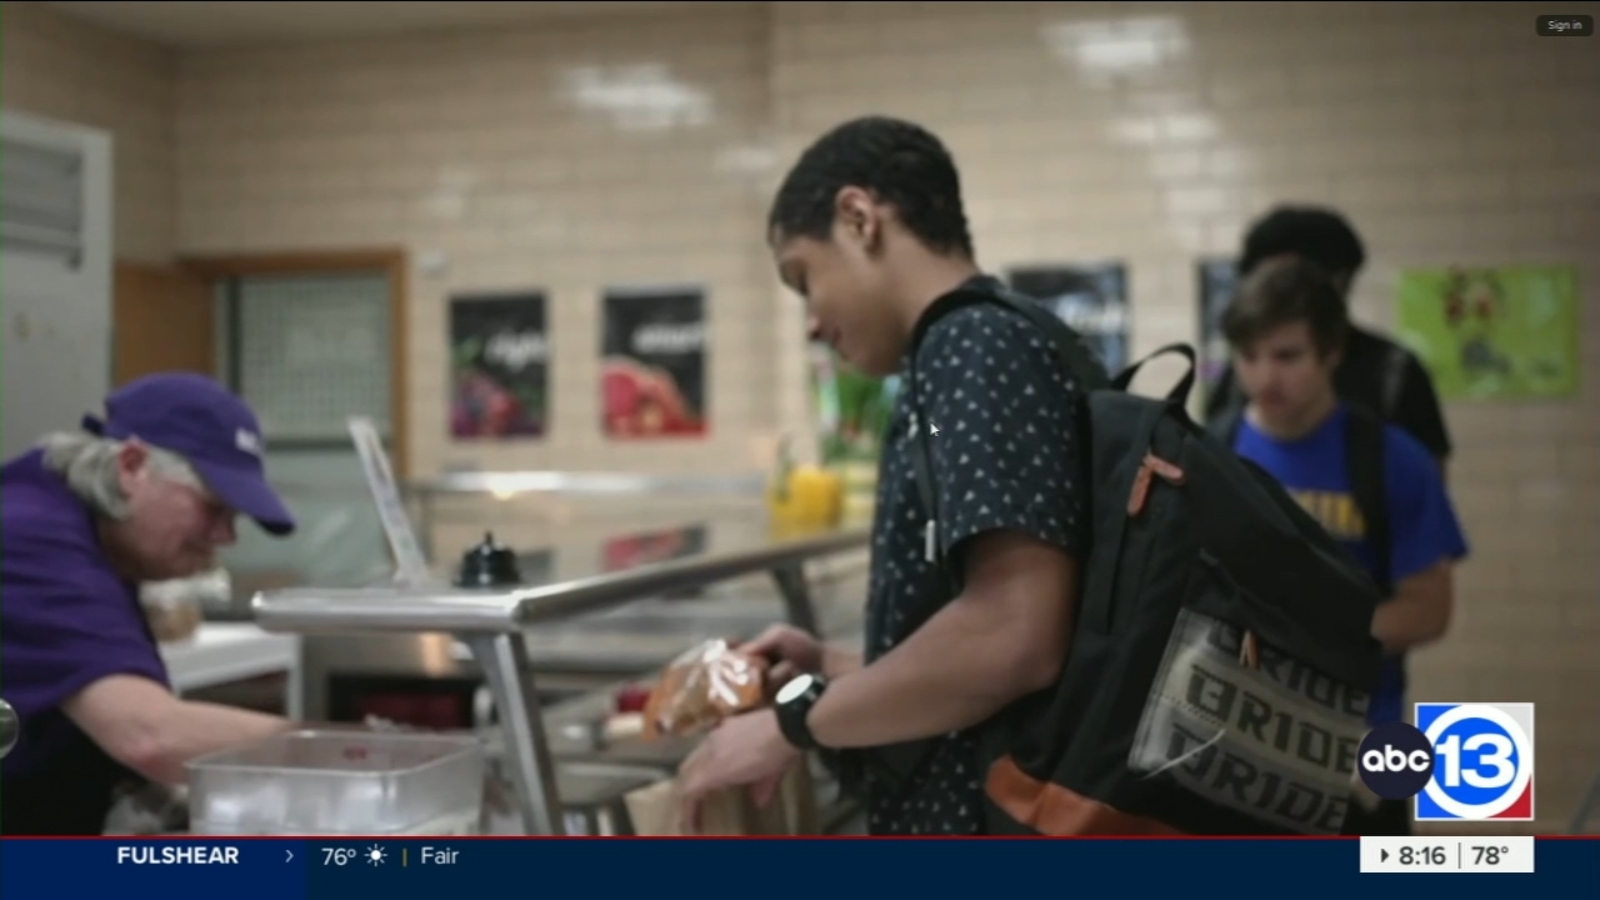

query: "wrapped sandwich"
(641, 639), (768, 740)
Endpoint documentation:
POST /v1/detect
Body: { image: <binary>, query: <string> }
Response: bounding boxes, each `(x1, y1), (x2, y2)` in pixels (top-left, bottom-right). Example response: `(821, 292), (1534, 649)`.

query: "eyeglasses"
(162, 476), (235, 526)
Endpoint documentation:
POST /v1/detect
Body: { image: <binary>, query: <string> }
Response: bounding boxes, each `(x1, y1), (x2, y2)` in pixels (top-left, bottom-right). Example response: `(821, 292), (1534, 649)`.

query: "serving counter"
(160, 624), (303, 717)
(292, 512), (868, 719)
(252, 509), (870, 836)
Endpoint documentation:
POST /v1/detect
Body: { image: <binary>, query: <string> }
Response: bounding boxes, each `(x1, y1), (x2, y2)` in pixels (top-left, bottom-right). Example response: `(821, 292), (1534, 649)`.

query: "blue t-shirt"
(1233, 405), (1469, 726)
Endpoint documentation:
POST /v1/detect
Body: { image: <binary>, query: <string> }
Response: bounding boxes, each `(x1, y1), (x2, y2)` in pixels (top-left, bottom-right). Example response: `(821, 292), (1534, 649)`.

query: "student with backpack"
(1205, 206), (1454, 475)
(1215, 256), (1470, 836)
(675, 116), (1091, 835)
(679, 115), (1398, 837)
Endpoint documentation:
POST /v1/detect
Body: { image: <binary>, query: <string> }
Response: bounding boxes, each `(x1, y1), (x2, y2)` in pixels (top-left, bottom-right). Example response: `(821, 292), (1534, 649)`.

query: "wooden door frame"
(113, 260), (217, 385)
(179, 248), (411, 478)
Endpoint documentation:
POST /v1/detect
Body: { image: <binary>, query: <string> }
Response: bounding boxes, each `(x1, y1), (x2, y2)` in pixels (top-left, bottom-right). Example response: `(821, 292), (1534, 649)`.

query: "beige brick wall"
(8, 0), (1598, 832)
(172, 7), (781, 477)
(765, 1), (1600, 835)
(0, 1), (178, 262)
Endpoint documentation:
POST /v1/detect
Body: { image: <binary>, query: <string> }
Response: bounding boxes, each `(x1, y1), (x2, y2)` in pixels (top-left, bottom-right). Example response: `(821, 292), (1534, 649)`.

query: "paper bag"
(625, 758), (818, 836)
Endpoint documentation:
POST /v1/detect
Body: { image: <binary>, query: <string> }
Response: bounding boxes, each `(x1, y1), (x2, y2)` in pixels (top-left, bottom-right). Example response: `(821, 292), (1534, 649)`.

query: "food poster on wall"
(602, 287), (708, 438)
(448, 292), (548, 440)
(1007, 263), (1131, 375)
(1197, 258), (1241, 405)
(1395, 265), (1580, 401)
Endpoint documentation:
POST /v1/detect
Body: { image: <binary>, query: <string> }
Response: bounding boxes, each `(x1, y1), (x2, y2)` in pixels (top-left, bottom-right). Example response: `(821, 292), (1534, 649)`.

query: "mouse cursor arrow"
(929, 423), (940, 436)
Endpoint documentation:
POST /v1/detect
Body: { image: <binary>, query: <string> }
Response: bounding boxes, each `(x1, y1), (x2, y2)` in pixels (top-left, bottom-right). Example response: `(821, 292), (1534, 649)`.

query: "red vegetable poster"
(448, 292), (548, 440)
(601, 287), (707, 439)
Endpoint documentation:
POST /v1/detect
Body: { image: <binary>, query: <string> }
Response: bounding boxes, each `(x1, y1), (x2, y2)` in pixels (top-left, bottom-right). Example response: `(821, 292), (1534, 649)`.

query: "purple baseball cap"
(81, 372), (296, 536)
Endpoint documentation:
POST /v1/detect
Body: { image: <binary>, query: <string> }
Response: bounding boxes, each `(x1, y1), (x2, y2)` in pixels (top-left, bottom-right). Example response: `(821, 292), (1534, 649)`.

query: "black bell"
(455, 531), (522, 588)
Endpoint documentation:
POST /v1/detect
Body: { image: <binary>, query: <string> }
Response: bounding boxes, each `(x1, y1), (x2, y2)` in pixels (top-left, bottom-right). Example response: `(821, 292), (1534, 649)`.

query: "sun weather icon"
(366, 845), (387, 866)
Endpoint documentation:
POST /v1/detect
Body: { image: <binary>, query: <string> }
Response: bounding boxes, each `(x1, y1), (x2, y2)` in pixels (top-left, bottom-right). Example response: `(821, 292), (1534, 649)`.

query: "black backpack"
(903, 286), (1386, 836)
(1208, 403), (1393, 595)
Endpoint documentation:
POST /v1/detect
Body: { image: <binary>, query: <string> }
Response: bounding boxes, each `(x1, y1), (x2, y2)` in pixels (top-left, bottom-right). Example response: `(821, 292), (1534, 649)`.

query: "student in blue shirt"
(1220, 255), (1469, 837)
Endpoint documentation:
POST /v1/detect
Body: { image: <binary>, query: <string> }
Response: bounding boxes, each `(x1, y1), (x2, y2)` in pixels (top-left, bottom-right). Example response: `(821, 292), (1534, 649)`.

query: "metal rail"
(253, 527), (863, 635)
(251, 524), (869, 836)
(410, 470), (768, 497)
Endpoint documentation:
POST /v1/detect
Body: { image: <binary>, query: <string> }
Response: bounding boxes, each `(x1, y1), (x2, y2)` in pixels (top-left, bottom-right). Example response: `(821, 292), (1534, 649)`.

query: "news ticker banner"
(3, 837), (1595, 900)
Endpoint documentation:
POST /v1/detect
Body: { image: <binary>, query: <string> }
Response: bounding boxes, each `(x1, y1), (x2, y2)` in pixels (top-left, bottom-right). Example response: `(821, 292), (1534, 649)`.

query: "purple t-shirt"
(1, 448), (171, 833)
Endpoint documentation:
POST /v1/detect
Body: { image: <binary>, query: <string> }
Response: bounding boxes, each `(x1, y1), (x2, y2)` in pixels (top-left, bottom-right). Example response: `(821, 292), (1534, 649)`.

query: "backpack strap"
(1379, 343), (1409, 419)
(1213, 401), (1392, 593)
(1343, 404), (1392, 595)
(1208, 401), (1247, 452)
(1110, 343), (1198, 406)
(908, 288), (1111, 394)
(1203, 361), (1245, 424)
(904, 287), (1108, 592)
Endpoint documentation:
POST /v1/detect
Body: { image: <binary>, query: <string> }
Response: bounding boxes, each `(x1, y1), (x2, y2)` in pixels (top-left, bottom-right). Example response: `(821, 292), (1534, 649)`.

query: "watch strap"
(776, 675), (827, 750)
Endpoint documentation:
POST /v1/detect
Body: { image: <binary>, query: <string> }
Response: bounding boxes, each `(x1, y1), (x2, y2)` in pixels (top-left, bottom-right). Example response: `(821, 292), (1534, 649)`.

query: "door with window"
(216, 272), (397, 589)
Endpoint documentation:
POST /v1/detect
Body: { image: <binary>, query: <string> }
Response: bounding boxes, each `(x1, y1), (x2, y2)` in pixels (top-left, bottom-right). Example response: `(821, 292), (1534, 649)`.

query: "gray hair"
(39, 432), (203, 520)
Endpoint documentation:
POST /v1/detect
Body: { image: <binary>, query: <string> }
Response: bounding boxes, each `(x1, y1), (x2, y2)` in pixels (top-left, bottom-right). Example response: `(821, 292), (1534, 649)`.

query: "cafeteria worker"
(1, 373), (297, 834)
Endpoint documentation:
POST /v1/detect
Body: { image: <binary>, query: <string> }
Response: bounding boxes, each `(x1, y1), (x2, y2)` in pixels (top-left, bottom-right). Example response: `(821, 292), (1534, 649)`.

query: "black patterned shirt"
(861, 279), (1090, 835)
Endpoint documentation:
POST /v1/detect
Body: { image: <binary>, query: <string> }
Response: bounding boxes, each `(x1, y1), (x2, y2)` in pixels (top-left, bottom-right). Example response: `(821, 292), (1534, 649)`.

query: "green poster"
(1395, 266), (1580, 401)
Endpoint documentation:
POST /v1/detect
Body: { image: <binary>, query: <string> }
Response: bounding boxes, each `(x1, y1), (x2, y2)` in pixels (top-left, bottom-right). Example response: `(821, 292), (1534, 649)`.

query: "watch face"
(776, 673), (815, 705)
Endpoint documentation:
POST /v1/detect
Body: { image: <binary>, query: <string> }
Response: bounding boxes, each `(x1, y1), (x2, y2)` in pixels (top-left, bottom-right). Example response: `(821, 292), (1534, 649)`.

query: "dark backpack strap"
(1208, 401), (1247, 452)
(909, 288), (1111, 394)
(1379, 344), (1409, 420)
(906, 406), (957, 595)
(1203, 362), (1245, 424)
(1110, 343), (1198, 406)
(1343, 404), (1392, 595)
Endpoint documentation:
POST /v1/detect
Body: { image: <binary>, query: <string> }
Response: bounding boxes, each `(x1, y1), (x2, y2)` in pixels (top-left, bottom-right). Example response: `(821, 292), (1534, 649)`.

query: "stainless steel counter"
(290, 508), (868, 718)
(410, 470), (769, 499)
(253, 510), (869, 836)
(255, 517), (861, 634)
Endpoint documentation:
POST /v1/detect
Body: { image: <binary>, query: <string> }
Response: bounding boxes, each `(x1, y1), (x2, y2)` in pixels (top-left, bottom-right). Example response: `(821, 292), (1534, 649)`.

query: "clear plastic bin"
(187, 730), (486, 836)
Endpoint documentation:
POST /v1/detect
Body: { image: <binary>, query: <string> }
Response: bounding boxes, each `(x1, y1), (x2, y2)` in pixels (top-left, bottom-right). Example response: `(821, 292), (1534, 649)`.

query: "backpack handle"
(1111, 343), (1197, 405)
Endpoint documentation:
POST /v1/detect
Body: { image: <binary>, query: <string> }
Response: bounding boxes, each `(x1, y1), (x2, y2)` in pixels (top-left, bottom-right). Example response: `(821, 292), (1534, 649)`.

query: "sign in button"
(1537, 14), (1593, 36)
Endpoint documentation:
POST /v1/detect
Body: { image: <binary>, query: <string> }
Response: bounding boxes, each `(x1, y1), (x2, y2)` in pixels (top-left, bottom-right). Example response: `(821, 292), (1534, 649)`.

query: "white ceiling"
(40, 1), (730, 48)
